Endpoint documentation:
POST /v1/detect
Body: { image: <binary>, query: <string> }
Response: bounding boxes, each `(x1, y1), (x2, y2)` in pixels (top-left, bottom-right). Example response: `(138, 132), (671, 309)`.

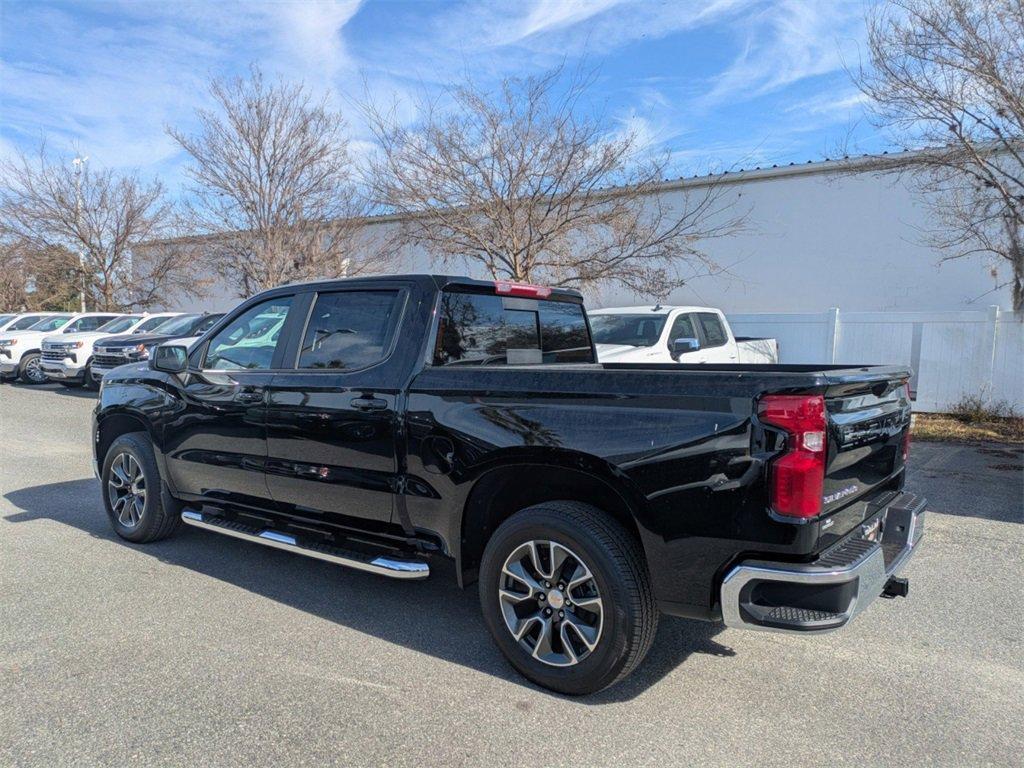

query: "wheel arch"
(456, 455), (648, 587)
(96, 409), (159, 472)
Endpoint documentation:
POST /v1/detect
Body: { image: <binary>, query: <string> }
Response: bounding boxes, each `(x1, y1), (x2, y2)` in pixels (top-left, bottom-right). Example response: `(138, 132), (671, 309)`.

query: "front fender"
(95, 371), (183, 488)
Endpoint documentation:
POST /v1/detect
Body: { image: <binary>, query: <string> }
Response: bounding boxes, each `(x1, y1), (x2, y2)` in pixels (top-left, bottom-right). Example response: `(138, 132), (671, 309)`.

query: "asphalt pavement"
(1, 382), (1022, 767)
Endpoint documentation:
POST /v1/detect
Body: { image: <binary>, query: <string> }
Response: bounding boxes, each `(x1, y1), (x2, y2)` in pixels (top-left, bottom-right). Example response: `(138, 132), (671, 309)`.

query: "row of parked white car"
(0, 310), (223, 389)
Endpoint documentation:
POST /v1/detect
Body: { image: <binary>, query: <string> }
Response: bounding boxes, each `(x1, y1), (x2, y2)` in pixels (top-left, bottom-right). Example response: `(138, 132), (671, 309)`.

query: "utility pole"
(73, 155), (88, 312)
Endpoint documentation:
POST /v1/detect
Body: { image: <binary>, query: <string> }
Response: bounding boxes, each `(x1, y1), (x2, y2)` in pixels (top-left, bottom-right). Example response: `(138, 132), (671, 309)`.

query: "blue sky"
(0, 0), (888, 188)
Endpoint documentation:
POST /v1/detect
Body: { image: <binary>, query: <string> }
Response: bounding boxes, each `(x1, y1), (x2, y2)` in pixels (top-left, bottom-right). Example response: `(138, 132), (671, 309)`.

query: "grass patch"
(913, 413), (1024, 444)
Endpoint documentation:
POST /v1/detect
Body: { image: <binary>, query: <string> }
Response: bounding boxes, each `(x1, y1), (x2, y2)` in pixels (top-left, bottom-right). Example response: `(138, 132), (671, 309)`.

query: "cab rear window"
(433, 291), (593, 366)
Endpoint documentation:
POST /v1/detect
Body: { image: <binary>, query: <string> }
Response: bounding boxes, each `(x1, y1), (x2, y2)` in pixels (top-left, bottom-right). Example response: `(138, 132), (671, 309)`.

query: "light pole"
(73, 155), (88, 312)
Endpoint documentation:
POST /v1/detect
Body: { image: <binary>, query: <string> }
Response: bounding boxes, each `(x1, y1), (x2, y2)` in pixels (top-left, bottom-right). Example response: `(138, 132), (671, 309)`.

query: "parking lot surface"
(1, 382), (1022, 767)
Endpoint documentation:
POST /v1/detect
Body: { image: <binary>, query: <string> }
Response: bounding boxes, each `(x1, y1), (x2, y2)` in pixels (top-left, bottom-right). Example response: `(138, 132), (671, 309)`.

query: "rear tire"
(479, 501), (657, 695)
(101, 432), (182, 543)
(18, 353), (47, 384)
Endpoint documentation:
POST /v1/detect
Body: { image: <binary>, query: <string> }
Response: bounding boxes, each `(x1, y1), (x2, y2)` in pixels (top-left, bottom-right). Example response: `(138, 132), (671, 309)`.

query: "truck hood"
(0, 330), (49, 344)
(42, 331), (111, 347)
(52, 330), (110, 342)
(594, 343), (661, 362)
(98, 332), (181, 349)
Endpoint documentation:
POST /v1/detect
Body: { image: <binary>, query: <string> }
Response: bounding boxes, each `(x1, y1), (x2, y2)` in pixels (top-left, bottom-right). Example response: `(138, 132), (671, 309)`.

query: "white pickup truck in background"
(40, 313), (182, 389)
(588, 305), (779, 365)
(0, 313), (121, 384)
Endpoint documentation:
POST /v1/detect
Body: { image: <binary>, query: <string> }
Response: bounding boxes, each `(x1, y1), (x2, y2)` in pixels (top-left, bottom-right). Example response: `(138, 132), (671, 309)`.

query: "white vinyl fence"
(727, 306), (1023, 414)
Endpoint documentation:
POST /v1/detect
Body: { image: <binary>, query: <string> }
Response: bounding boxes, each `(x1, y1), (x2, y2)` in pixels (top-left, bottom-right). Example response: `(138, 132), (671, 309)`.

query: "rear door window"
(297, 290), (402, 370)
(434, 291), (593, 366)
(696, 312), (728, 348)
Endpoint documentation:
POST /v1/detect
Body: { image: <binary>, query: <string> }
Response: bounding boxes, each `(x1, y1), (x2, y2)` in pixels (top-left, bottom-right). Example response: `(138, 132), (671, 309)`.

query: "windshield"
(0, 314), (13, 326)
(97, 316), (142, 334)
(134, 315), (177, 333)
(589, 314), (667, 347)
(146, 314), (199, 335)
(28, 316), (72, 332)
(192, 314), (223, 335)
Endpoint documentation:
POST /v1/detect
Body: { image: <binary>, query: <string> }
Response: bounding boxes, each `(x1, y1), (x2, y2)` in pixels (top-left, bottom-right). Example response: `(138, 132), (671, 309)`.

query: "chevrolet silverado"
(92, 275), (925, 694)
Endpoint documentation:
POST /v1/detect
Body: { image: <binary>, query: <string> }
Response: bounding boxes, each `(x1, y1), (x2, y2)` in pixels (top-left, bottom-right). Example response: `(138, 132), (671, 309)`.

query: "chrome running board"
(180, 509), (430, 580)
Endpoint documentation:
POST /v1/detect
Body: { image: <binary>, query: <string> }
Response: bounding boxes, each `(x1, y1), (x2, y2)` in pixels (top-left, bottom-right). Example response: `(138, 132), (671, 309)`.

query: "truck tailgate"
(820, 369), (912, 543)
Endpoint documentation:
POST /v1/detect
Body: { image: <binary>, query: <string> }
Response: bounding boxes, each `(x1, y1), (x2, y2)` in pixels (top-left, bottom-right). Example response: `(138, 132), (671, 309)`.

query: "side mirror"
(151, 344), (188, 374)
(672, 337), (701, 358)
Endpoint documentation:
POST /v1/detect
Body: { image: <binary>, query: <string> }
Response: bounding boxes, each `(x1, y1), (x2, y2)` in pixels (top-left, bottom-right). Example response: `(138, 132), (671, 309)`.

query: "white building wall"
(587, 167), (1011, 312)
(163, 158), (1016, 315)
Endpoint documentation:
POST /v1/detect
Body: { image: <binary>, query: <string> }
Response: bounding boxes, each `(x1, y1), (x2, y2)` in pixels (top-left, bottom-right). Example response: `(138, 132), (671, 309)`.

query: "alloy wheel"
(25, 357), (46, 383)
(498, 540), (604, 667)
(107, 452), (146, 528)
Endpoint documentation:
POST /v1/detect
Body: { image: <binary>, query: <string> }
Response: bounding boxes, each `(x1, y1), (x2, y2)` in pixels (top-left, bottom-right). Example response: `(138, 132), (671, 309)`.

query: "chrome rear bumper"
(720, 492), (926, 633)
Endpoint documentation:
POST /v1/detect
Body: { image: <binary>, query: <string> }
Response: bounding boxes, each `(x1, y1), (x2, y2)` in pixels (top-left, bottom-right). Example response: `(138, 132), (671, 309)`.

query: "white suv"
(40, 313), (182, 389)
(0, 313), (121, 384)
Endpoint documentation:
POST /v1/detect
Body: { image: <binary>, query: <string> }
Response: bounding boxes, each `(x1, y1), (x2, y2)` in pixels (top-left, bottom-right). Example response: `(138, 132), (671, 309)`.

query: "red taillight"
(758, 394), (827, 519)
(494, 281), (553, 298)
(902, 427), (911, 462)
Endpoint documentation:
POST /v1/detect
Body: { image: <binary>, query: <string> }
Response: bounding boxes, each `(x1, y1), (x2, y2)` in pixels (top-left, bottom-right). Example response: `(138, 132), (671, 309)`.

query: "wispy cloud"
(701, 0), (864, 105)
(0, 1), (366, 173)
(516, 0), (626, 42)
(0, 0), (884, 191)
(270, 1), (363, 79)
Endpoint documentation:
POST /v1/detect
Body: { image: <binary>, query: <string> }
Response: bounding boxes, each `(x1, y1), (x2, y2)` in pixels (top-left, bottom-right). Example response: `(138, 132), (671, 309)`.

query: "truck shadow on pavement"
(4, 477), (736, 703)
(2, 381), (97, 399)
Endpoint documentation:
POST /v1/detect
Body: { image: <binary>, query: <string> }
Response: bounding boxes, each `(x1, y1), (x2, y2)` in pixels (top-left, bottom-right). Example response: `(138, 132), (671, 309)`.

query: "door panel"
(163, 370), (274, 507)
(695, 312), (736, 363)
(264, 288), (407, 525)
(265, 379), (399, 522)
(163, 295), (296, 509)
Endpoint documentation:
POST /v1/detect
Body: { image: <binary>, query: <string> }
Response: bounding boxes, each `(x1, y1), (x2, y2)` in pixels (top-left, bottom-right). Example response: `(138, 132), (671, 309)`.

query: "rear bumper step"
(180, 509), (430, 580)
(720, 492), (925, 633)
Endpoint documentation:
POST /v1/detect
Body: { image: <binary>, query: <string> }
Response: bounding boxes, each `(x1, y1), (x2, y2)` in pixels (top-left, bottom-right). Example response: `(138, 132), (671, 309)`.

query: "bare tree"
(856, 0), (1024, 309)
(0, 233), (81, 311)
(0, 146), (199, 311)
(169, 66), (389, 297)
(0, 232), (30, 311)
(363, 68), (741, 297)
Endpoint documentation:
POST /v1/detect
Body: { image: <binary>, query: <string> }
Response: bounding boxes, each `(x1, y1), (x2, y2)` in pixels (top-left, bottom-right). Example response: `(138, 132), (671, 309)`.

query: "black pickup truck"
(92, 274), (926, 694)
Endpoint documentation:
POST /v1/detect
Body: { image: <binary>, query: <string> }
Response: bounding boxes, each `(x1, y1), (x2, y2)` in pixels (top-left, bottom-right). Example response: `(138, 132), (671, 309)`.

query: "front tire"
(84, 361), (99, 390)
(479, 501), (657, 695)
(101, 432), (181, 543)
(18, 353), (47, 384)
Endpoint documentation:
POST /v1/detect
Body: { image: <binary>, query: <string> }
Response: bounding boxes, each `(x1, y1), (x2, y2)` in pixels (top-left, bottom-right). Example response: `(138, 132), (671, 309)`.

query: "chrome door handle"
(234, 391), (264, 403)
(351, 396), (388, 412)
